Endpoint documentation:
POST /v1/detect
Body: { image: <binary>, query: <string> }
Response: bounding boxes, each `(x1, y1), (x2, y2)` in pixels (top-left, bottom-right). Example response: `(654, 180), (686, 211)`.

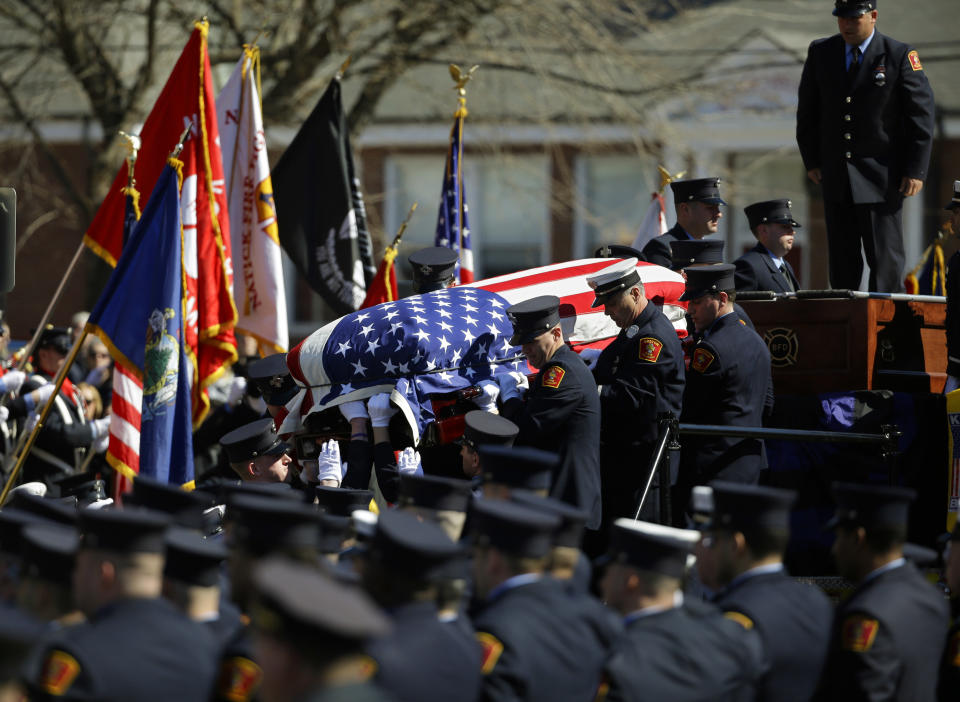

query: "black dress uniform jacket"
(733, 244), (799, 293)
(816, 561), (948, 702)
(642, 223), (692, 270)
(10, 373), (95, 485)
(207, 600), (263, 702)
(594, 303), (684, 521)
(473, 576), (621, 702)
(504, 344), (602, 529)
(33, 597), (218, 702)
(368, 600), (482, 702)
(598, 598), (767, 702)
(939, 613), (960, 702)
(679, 313), (773, 488)
(715, 568), (833, 702)
(797, 32), (935, 205)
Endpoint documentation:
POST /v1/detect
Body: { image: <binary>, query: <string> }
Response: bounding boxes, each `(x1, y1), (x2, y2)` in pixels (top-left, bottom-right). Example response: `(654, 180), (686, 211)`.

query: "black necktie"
(779, 263), (795, 292)
(848, 47), (861, 82)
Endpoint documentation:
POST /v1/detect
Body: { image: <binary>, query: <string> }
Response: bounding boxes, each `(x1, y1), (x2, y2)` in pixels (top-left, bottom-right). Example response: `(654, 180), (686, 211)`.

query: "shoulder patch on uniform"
(594, 675), (611, 702)
(476, 631), (504, 674)
(41, 650), (81, 696)
(723, 611), (754, 630)
(841, 615), (880, 652)
(907, 50), (923, 71)
(638, 337), (663, 362)
(217, 656), (263, 702)
(947, 630), (960, 668)
(738, 319), (746, 325)
(691, 348), (715, 373)
(541, 366), (565, 389)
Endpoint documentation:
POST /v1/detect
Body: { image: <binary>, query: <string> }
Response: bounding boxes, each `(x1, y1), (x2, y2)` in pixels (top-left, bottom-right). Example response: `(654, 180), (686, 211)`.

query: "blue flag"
(86, 161), (194, 485)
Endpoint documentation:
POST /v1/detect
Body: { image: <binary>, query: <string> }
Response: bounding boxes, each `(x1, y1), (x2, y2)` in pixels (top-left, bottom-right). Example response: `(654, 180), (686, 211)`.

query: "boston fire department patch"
(542, 366), (565, 389)
(691, 348), (715, 373)
(638, 337), (663, 362)
(476, 632), (504, 674)
(841, 615), (880, 652)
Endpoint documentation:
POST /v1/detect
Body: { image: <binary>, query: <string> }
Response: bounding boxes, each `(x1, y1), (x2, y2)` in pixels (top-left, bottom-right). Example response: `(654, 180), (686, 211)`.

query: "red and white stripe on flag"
(468, 258), (687, 350)
(106, 363), (143, 478)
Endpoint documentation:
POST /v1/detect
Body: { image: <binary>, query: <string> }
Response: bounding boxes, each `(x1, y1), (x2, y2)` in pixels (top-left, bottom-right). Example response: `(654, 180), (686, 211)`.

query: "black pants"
(823, 191), (906, 293)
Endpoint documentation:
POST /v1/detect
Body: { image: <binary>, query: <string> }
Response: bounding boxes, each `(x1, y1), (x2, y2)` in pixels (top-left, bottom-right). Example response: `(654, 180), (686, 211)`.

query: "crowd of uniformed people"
(0, 0), (957, 698)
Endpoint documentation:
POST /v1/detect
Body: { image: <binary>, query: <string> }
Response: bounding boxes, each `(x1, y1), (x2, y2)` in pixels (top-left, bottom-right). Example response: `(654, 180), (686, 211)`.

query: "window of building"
(573, 153), (659, 259)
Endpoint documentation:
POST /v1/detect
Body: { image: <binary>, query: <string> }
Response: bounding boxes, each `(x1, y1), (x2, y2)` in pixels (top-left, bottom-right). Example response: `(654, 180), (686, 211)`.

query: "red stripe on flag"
(476, 260), (622, 293)
(110, 392), (140, 429)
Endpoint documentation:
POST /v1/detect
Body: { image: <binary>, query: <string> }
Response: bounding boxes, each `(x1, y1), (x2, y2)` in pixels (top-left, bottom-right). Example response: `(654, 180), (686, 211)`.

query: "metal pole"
(0, 329), (88, 503)
(634, 422), (672, 521)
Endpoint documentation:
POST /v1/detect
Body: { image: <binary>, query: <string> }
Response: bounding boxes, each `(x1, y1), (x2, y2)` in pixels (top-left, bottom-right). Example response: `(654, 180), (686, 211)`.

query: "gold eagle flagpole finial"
(657, 165), (686, 193)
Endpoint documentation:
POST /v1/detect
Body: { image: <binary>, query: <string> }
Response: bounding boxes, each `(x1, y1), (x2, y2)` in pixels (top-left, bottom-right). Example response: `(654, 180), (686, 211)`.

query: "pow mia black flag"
(272, 77), (376, 315)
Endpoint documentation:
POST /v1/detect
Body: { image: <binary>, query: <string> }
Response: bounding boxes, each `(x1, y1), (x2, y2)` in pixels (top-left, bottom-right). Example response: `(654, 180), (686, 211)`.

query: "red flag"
(84, 21), (237, 425)
(360, 244), (399, 309)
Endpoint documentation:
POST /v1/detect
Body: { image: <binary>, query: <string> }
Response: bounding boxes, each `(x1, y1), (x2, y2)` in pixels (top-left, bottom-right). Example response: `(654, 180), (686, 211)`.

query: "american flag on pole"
(282, 287), (519, 442)
(280, 258), (686, 440)
(434, 104), (473, 283)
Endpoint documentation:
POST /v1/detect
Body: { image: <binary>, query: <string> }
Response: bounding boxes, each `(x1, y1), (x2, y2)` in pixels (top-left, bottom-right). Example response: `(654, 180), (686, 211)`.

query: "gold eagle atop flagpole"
(657, 165), (686, 193)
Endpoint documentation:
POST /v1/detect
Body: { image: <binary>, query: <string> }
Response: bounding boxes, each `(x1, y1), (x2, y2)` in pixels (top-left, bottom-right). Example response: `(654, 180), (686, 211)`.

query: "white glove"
(0, 370), (26, 395)
(0, 406), (8, 424)
(367, 393), (397, 428)
(945, 375), (960, 394)
(397, 447), (423, 476)
(339, 400), (369, 422)
(28, 383), (56, 410)
(90, 416), (111, 441)
(316, 440), (343, 483)
(24, 412), (39, 435)
(578, 348), (602, 370)
(496, 371), (529, 403)
(225, 376), (247, 406)
(473, 380), (500, 413)
(93, 431), (109, 453)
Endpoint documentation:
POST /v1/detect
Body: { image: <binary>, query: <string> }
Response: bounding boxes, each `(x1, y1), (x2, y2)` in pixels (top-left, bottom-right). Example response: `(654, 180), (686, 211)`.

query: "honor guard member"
(499, 295), (602, 529)
(587, 258), (685, 528)
(220, 418), (301, 486)
(11, 327), (110, 486)
(511, 491), (593, 594)
(162, 528), (261, 702)
(408, 246), (458, 295)
(943, 182), (960, 393)
(797, 0), (935, 293)
(597, 519), (767, 702)
(249, 557), (391, 702)
(676, 265), (773, 518)
(361, 511), (482, 702)
(701, 482), (833, 702)
(816, 483), (949, 701)
(479, 444), (557, 501)
(470, 499), (621, 702)
(398, 473), (473, 542)
(734, 200), (802, 293)
(225, 494), (324, 612)
(32, 508), (218, 702)
(670, 239), (754, 332)
(18, 523), (81, 624)
(642, 178), (726, 269)
(458, 410), (519, 480)
(247, 353), (298, 420)
(940, 523), (960, 701)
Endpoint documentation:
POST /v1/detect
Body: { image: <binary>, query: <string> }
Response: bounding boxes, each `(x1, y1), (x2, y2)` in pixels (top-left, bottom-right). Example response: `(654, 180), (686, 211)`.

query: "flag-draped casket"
(281, 259), (685, 441)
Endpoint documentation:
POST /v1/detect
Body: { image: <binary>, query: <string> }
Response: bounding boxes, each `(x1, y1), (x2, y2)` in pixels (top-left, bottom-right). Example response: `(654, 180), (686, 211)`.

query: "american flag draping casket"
(281, 259), (686, 443)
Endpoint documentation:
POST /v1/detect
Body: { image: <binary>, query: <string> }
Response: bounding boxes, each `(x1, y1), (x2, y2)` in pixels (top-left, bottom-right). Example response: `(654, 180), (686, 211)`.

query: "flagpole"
(391, 201), (418, 249)
(0, 329), (88, 504)
(448, 65), (478, 268)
